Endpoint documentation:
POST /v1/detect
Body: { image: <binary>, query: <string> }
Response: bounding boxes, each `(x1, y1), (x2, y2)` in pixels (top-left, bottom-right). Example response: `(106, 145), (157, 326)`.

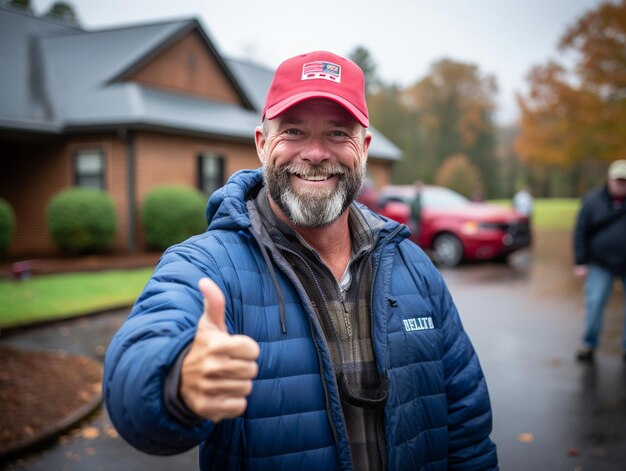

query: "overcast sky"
(32, 0), (604, 124)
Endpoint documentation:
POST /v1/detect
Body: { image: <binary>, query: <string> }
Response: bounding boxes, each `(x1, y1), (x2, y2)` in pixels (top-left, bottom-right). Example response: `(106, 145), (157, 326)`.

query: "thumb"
(198, 277), (227, 332)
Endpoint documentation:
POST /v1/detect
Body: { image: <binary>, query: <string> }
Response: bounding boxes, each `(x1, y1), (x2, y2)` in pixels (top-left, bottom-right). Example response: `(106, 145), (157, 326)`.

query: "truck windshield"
(422, 188), (469, 209)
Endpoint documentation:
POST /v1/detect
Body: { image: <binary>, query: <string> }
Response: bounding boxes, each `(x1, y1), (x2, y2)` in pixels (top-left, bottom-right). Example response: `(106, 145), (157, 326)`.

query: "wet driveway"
(2, 230), (625, 470)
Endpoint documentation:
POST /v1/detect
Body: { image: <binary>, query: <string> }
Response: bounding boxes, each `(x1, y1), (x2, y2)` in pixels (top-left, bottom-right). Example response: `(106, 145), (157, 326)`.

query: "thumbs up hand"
(180, 277), (260, 422)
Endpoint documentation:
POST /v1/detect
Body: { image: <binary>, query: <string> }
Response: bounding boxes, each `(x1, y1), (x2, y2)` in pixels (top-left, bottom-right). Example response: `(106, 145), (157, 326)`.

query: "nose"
(300, 136), (328, 164)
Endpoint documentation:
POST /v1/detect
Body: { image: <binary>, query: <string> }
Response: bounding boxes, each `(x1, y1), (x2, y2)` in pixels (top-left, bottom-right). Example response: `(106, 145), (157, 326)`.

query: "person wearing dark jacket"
(573, 159), (626, 362)
(103, 50), (498, 470)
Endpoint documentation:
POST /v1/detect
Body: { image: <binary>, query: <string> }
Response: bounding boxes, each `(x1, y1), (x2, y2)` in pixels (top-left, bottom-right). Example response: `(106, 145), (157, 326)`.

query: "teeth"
(300, 174), (329, 181)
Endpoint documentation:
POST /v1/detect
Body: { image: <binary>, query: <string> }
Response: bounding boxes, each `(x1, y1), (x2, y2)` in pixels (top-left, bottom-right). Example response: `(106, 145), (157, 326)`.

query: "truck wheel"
(433, 233), (463, 267)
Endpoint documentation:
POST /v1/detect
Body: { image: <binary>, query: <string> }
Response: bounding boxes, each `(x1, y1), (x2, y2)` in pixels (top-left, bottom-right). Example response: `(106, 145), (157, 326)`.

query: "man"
(512, 186), (533, 219)
(409, 180), (424, 237)
(574, 159), (626, 362)
(104, 51), (498, 470)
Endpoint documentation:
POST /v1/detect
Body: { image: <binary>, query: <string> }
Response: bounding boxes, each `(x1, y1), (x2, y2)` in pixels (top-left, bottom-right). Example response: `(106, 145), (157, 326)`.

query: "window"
(198, 153), (224, 195)
(74, 150), (105, 190)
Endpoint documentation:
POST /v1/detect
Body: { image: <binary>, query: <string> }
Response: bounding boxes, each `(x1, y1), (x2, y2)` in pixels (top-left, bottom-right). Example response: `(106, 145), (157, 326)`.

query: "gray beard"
(264, 161), (365, 228)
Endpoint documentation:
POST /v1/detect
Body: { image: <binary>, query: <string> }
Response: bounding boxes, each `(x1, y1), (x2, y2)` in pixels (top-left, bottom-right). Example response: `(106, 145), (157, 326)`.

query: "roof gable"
(122, 27), (248, 106)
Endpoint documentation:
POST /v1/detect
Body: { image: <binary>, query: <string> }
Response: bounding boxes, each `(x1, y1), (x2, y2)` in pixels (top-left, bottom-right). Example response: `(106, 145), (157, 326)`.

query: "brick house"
(0, 7), (401, 257)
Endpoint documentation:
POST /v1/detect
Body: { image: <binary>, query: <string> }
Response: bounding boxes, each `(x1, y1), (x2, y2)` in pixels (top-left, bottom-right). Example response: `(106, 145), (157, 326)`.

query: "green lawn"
(489, 198), (580, 231)
(0, 268), (153, 328)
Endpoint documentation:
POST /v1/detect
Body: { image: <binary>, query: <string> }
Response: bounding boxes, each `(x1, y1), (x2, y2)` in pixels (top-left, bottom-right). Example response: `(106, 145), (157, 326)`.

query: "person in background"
(573, 159), (626, 362)
(470, 188), (485, 203)
(512, 186), (533, 219)
(104, 50), (498, 470)
(409, 180), (424, 238)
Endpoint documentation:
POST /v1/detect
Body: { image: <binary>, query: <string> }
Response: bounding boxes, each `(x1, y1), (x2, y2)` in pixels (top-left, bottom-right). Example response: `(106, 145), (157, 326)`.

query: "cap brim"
(264, 91), (369, 128)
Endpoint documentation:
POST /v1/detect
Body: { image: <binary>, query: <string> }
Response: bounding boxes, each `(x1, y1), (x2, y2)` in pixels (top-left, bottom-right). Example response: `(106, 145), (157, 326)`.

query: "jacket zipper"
(274, 243), (345, 462)
(368, 224), (403, 471)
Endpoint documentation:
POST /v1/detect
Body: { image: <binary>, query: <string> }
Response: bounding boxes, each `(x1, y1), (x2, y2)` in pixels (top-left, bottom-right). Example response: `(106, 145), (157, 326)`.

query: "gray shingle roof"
(0, 7), (75, 132)
(0, 6), (401, 160)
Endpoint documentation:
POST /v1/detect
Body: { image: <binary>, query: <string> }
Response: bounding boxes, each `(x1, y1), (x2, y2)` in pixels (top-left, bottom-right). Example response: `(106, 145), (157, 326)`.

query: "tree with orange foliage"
(516, 0), (626, 195)
(367, 59), (498, 195)
(407, 60), (498, 195)
(434, 154), (484, 199)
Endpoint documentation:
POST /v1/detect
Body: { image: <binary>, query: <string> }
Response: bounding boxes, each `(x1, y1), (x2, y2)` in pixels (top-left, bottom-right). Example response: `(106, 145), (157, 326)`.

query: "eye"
(284, 128), (304, 135)
(329, 130), (348, 137)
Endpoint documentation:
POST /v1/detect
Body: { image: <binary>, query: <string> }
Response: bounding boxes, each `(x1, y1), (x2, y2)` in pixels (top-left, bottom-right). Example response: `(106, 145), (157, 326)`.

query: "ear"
(254, 126), (266, 164)
(361, 130), (372, 162)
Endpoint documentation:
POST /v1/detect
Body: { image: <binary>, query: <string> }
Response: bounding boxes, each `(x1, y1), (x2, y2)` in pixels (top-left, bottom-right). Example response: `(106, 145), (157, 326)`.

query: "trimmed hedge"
(46, 188), (118, 254)
(0, 198), (16, 254)
(141, 185), (207, 250)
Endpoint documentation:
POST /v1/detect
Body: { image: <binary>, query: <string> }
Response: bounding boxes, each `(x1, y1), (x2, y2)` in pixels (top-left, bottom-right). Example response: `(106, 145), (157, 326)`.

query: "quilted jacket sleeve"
(438, 274), (499, 470)
(103, 238), (228, 455)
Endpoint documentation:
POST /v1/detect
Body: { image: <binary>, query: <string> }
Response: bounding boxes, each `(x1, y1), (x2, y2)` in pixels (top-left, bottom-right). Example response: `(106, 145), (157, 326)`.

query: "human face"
(608, 178), (626, 198)
(255, 99), (371, 228)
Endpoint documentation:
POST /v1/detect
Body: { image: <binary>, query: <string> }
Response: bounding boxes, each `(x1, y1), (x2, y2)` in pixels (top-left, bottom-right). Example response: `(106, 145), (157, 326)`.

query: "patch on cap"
(301, 61), (342, 83)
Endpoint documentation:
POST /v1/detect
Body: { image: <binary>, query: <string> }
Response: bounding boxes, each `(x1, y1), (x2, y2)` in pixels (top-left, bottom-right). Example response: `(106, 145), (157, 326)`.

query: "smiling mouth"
(296, 173), (334, 182)
(285, 163), (345, 183)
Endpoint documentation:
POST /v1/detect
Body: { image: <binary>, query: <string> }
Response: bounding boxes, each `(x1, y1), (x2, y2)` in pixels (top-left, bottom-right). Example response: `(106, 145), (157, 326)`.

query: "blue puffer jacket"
(104, 169), (498, 470)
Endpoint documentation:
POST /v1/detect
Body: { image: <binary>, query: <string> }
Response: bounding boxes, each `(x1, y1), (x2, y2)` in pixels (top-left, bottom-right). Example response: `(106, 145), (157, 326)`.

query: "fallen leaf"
(517, 433), (534, 443)
(103, 423), (119, 439)
(85, 447), (96, 456)
(566, 448), (579, 457)
(81, 427), (100, 440)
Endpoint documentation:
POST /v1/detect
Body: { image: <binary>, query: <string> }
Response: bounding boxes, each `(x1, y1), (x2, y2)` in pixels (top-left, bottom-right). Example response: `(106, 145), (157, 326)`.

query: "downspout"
(120, 128), (137, 253)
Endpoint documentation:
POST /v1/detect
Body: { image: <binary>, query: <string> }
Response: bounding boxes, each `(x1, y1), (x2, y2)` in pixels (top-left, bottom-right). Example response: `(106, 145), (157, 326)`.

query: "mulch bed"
(0, 346), (103, 457)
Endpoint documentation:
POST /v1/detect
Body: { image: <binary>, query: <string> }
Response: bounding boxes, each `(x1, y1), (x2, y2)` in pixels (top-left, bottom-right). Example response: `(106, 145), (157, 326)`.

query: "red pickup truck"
(358, 184), (531, 267)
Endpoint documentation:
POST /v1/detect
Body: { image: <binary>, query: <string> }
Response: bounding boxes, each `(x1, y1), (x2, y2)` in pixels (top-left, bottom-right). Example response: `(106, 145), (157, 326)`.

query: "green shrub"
(141, 185), (207, 250)
(0, 198), (16, 254)
(46, 188), (118, 254)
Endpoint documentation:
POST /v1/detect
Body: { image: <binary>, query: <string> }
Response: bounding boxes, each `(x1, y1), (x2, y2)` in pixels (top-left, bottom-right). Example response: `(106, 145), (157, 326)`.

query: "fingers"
(205, 334), (260, 361)
(195, 353), (259, 380)
(198, 277), (226, 332)
(197, 379), (254, 397)
(193, 396), (249, 422)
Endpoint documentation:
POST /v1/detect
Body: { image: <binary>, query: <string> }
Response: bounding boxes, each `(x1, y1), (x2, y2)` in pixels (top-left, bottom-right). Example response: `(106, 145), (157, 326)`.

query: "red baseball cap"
(262, 50), (369, 127)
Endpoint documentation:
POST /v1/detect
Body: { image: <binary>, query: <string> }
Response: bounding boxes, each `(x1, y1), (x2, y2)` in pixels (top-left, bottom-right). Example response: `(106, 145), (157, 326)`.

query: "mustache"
(280, 162), (347, 178)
